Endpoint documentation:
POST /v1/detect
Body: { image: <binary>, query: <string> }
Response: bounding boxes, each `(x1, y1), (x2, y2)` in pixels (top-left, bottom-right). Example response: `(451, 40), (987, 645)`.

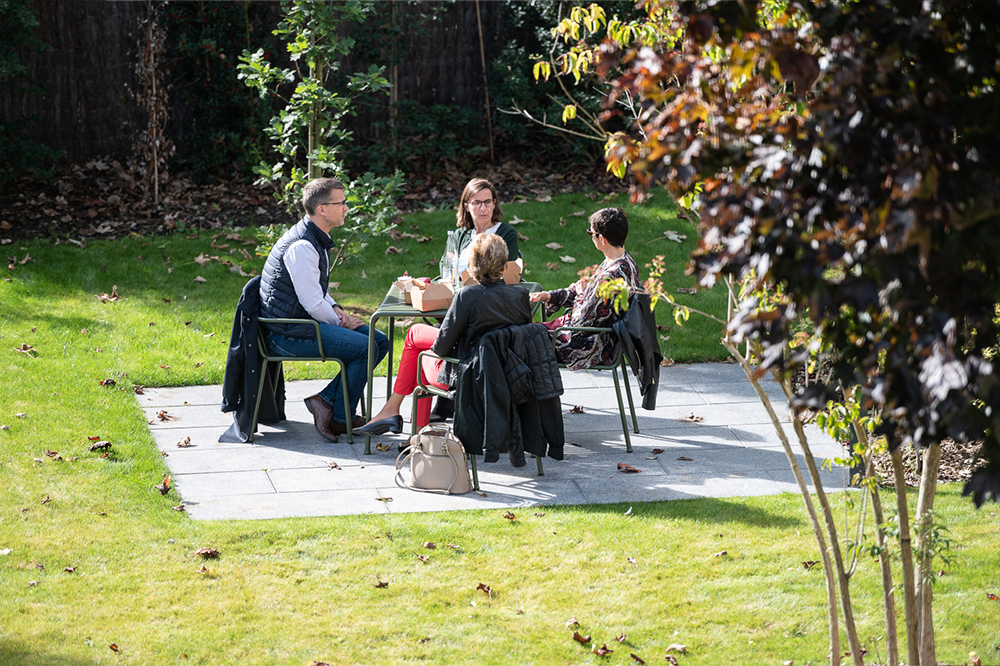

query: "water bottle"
(441, 230), (456, 286)
(452, 238), (462, 291)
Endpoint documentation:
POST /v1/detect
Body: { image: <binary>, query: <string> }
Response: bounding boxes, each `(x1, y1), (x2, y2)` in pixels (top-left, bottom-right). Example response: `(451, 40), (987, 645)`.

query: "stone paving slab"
(139, 364), (852, 520)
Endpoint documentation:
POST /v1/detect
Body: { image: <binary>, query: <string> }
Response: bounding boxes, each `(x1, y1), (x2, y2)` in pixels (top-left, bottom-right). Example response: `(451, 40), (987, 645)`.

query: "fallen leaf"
(677, 456), (693, 461)
(99, 378), (116, 387)
(617, 463), (641, 474)
(509, 216), (526, 225)
(566, 617), (579, 628)
(476, 582), (493, 599)
(176, 436), (192, 448)
(416, 554), (430, 563)
(666, 643), (687, 654)
(570, 210), (587, 217)
(194, 547), (220, 559)
(545, 242), (563, 250)
(156, 410), (178, 421)
(802, 560), (818, 570)
(714, 550), (728, 558)
(665, 655), (679, 666)
(558, 217), (567, 227)
(12, 342), (36, 356)
(517, 231), (530, 242)
(987, 593), (999, 601)
(15, 412), (26, 419)
(569, 405), (585, 414)
(385, 246), (402, 255)
(630, 653), (645, 664)
(627, 557), (637, 565)
(203, 332), (215, 338)
(173, 504), (186, 512)
(572, 631), (591, 644)
(196, 564), (212, 575)
(679, 413), (704, 423)
(546, 262), (559, 270)
(503, 510), (516, 521)
(677, 287), (697, 295)
(89, 440), (112, 452)
(64, 566), (76, 573)
(651, 448), (664, 455)
(424, 542), (437, 550)
(375, 442), (392, 452)
(535, 194), (552, 202)
(376, 496), (393, 502)
(193, 276), (207, 283)
(593, 644), (613, 657)
(375, 580), (389, 588)
(158, 364), (170, 370)
(109, 643), (119, 653)
(154, 475), (171, 495)
(328, 461), (340, 470)
(559, 255), (577, 263)
(616, 633), (628, 643)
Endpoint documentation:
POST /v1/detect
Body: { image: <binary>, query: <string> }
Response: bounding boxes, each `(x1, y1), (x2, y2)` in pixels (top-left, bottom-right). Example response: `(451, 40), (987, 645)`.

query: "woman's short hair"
(589, 207), (629, 247)
(468, 234), (508, 284)
(456, 178), (503, 230)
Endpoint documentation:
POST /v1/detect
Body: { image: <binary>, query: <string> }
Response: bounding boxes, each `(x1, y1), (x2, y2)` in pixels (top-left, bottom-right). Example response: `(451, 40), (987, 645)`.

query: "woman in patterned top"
(529, 207), (640, 371)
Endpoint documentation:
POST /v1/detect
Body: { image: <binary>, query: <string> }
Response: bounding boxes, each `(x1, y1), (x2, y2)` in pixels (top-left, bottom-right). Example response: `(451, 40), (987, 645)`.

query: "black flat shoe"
(352, 415), (403, 436)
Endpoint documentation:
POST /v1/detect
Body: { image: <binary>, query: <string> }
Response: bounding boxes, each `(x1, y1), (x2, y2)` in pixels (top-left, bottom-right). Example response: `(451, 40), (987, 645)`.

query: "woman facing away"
(354, 233), (532, 437)
(529, 207), (640, 370)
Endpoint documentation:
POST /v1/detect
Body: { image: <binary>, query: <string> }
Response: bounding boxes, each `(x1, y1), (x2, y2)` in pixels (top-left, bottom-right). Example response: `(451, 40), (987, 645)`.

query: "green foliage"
(0, 0), (64, 182)
(162, 2), (272, 183)
(238, 0), (403, 259)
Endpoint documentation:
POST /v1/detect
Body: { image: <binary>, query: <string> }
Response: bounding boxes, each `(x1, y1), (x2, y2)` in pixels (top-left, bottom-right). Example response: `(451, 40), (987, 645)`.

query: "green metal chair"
(411, 350), (544, 491)
(251, 318), (353, 444)
(551, 325), (638, 453)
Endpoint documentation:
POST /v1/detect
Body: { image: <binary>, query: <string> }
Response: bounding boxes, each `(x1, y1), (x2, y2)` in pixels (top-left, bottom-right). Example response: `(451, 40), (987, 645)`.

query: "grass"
(2, 189), (998, 665)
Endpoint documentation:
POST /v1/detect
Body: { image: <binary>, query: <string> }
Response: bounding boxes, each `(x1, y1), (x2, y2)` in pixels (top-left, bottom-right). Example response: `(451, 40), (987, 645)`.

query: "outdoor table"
(363, 281), (544, 454)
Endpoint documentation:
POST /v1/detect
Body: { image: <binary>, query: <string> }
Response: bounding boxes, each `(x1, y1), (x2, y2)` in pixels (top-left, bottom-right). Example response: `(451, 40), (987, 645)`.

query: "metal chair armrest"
(259, 317), (325, 360)
(415, 350), (458, 396)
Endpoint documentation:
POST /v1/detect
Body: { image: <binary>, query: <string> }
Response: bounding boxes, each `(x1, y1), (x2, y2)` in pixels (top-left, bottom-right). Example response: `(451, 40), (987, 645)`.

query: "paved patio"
(139, 362), (849, 520)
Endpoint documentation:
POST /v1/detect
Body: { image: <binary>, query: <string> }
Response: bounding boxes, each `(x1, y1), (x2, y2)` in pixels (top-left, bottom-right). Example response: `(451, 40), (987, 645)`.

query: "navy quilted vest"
(259, 217), (334, 339)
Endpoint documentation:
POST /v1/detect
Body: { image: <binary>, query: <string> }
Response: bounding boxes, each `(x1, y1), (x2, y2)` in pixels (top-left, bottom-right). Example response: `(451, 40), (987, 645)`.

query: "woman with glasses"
(447, 178), (519, 277)
(528, 207), (640, 371)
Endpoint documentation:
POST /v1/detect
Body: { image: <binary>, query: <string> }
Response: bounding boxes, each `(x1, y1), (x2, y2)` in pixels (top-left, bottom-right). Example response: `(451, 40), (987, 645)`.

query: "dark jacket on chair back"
(452, 323), (565, 463)
(613, 292), (662, 410)
(259, 217), (333, 339)
(220, 276), (286, 443)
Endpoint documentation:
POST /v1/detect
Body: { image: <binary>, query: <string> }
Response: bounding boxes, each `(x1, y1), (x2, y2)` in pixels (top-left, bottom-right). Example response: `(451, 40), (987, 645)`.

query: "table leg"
(386, 316), (395, 400)
(365, 315), (377, 455)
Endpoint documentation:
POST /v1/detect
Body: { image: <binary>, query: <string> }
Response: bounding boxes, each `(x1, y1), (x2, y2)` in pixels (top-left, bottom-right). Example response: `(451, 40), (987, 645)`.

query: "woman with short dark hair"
(530, 207), (640, 370)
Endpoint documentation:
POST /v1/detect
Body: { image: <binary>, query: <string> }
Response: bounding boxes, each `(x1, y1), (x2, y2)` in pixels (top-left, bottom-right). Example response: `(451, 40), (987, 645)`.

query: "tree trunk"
(892, 448), (919, 665)
(852, 420), (899, 666)
(782, 384), (864, 666)
(914, 441), (941, 665)
(724, 340), (841, 665)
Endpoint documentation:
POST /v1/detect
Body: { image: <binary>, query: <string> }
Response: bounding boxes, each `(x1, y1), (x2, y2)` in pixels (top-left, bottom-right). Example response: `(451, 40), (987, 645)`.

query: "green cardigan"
(450, 223), (520, 263)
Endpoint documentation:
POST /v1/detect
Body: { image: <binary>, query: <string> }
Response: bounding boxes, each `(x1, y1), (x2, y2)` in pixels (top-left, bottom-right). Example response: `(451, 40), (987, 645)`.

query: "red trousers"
(393, 323), (447, 428)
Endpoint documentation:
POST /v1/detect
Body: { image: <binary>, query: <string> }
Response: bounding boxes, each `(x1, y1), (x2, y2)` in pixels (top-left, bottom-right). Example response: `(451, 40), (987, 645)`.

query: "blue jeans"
(266, 324), (389, 425)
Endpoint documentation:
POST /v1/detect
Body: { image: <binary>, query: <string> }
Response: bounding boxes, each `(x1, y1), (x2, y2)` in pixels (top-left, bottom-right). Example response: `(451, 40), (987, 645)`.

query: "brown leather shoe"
(330, 415), (366, 436)
(304, 394), (338, 443)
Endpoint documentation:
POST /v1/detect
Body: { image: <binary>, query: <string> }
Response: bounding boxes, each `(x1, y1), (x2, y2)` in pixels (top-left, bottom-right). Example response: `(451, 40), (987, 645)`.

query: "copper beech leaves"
(573, 631), (591, 644)
(592, 644), (613, 657)
(194, 547), (220, 559)
(154, 475), (171, 495)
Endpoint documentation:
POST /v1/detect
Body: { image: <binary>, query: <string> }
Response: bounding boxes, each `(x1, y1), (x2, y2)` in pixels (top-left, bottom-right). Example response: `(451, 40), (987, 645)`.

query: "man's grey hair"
(302, 178), (345, 215)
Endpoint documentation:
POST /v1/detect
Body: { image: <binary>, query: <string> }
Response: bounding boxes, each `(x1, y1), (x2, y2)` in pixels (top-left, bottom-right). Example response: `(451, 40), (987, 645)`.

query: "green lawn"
(1, 190), (997, 665)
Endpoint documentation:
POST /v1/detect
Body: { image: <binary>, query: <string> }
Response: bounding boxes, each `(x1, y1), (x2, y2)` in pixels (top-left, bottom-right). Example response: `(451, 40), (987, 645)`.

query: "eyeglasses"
(319, 200), (348, 208)
(468, 198), (495, 209)
(586, 228), (600, 237)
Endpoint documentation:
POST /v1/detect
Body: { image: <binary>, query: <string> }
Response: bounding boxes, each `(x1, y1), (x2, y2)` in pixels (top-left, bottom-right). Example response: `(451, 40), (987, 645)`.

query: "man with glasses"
(258, 177), (389, 442)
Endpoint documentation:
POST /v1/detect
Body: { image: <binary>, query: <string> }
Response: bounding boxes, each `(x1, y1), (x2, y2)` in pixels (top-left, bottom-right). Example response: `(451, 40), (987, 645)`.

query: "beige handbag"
(394, 425), (474, 495)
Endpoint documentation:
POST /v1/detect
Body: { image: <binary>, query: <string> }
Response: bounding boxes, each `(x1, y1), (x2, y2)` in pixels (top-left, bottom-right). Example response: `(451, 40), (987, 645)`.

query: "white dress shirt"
(283, 239), (341, 326)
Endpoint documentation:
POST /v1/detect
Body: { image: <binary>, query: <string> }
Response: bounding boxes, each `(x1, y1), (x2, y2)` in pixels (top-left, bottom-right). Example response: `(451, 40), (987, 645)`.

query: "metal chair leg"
(337, 359), (353, 445)
(611, 365), (633, 453)
(468, 453), (479, 490)
(248, 360), (271, 444)
(620, 357), (639, 433)
(534, 454), (544, 476)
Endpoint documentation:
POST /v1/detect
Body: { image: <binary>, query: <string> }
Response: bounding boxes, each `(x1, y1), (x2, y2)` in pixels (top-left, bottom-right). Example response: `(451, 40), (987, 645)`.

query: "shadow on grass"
(565, 495), (806, 529)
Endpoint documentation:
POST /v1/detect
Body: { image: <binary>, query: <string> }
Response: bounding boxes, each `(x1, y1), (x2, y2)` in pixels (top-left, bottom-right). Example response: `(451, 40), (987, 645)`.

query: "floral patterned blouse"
(543, 251), (640, 371)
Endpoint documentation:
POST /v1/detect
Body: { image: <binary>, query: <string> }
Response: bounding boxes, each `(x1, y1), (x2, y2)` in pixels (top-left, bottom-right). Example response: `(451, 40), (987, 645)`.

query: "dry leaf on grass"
(666, 643), (687, 654)
(194, 547), (220, 559)
(630, 654), (645, 664)
(592, 644), (613, 657)
(572, 631), (591, 644)
(545, 242), (563, 250)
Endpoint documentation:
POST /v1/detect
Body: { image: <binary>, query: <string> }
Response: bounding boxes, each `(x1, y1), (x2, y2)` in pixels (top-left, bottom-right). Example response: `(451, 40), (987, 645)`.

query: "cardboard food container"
(410, 281), (454, 312)
(461, 258), (523, 286)
(392, 277), (432, 304)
